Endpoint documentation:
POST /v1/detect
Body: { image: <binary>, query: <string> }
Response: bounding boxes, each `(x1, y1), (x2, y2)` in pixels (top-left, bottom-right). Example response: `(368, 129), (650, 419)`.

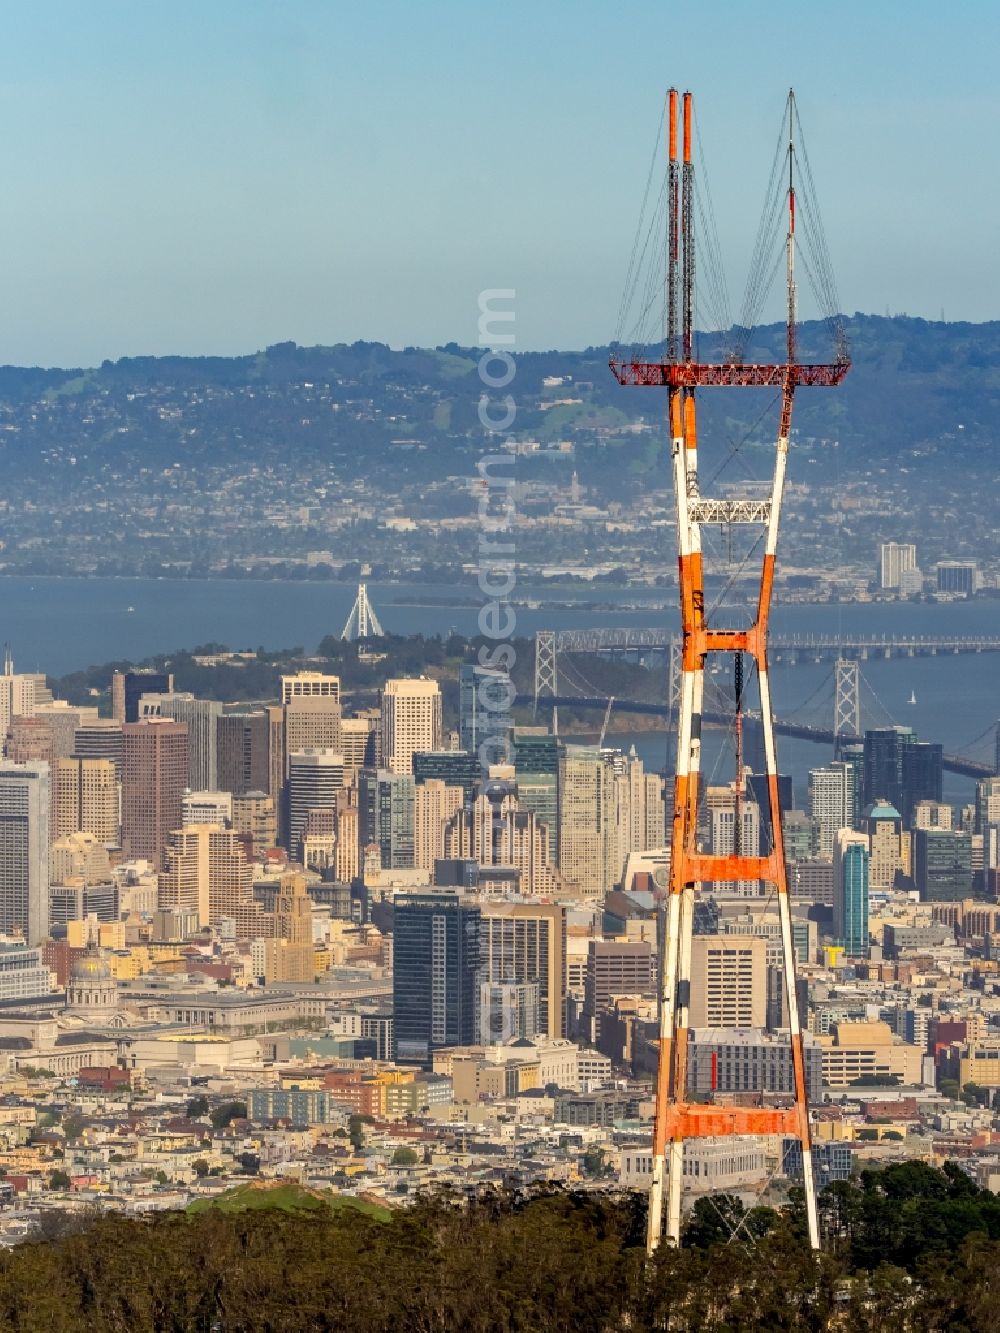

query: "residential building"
(393, 891), (481, 1065)
(381, 678), (442, 776)
(0, 762), (49, 944)
(833, 829), (870, 957)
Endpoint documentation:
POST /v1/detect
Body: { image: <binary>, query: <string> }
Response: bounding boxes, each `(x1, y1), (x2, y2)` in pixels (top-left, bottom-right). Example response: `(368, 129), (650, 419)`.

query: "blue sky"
(0, 0), (997, 363)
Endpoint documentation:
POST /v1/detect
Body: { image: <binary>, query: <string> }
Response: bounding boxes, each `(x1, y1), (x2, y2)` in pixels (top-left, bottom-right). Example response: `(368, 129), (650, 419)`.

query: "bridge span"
(552, 628), (1000, 665)
(518, 695), (993, 780)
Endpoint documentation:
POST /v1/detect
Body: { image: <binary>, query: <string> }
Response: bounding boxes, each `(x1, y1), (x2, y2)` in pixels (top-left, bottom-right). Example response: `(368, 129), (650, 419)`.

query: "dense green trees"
(0, 1167), (995, 1329)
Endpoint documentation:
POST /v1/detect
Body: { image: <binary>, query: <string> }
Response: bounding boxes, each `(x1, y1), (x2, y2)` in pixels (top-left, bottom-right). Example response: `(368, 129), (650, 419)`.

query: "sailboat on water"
(908, 689), (917, 705)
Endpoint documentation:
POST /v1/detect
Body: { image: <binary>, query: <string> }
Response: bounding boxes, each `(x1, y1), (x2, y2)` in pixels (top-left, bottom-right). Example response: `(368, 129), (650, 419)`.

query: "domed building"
(65, 945), (120, 1020)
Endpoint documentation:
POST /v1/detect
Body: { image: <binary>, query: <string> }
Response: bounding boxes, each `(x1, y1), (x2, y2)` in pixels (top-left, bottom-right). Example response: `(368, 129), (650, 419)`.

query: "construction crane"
(611, 88), (849, 1255)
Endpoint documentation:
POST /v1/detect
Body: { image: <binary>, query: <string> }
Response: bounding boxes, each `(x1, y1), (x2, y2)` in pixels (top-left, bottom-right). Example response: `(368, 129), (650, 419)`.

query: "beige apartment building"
(689, 934), (767, 1029)
(381, 678), (442, 776)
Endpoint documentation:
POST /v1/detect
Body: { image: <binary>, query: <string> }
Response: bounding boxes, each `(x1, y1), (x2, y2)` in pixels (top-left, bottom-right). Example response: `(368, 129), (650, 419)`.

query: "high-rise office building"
(936, 561), (978, 595)
(120, 670), (173, 724)
(393, 891), (481, 1065)
(582, 938), (655, 1039)
(558, 745), (627, 898)
(0, 658), (38, 737)
(414, 779), (464, 872)
(863, 801), (903, 893)
(976, 777), (1000, 835)
(459, 663), (512, 766)
(478, 981), (539, 1044)
(181, 790), (233, 827)
(707, 785), (761, 896)
(412, 750), (481, 799)
(334, 800), (359, 883)
(340, 715), (377, 778)
(284, 695), (343, 770)
(479, 900), (566, 1039)
(782, 810), (821, 863)
(833, 829), (870, 957)
(381, 678), (442, 776)
(0, 762), (49, 944)
(73, 719), (124, 781)
(216, 711), (269, 797)
(913, 828), (974, 902)
(260, 871), (315, 983)
(121, 720), (188, 869)
(808, 760), (859, 856)
(281, 672), (341, 706)
(689, 934), (767, 1028)
(159, 824), (255, 929)
(5, 716), (52, 765)
(862, 726), (942, 825)
(52, 758), (119, 846)
(358, 768), (415, 869)
(155, 696), (222, 791)
(878, 542), (916, 590)
(232, 790), (277, 857)
(513, 728), (560, 862)
(287, 750), (345, 858)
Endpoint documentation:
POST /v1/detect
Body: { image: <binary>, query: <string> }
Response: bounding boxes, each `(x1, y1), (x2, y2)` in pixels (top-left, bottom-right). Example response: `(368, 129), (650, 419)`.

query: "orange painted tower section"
(610, 89), (849, 1253)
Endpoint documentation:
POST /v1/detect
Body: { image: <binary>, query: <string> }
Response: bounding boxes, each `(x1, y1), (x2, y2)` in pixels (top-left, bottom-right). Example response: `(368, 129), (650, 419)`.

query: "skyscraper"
(159, 823), (254, 929)
(121, 670), (173, 724)
(73, 719), (124, 781)
(358, 768), (414, 869)
(216, 711), (269, 796)
(833, 829), (869, 957)
(480, 900), (567, 1039)
(0, 762), (49, 944)
(287, 750), (345, 858)
(381, 678), (442, 776)
(707, 785), (761, 896)
(157, 695), (223, 791)
(459, 663), (512, 766)
(393, 891), (481, 1065)
(413, 778), (464, 872)
(808, 760), (858, 856)
(863, 801), (903, 893)
(878, 542), (916, 590)
(52, 758), (119, 846)
(121, 720), (188, 869)
(689, 934), (766, 1028)
(513, 727), (560, 862)
(913, 828), (974, 902)
(232, 790), (277, 857)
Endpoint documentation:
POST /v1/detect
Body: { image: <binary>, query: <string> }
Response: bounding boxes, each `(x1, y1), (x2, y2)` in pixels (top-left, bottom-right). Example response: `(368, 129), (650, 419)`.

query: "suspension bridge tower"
(341, 582), (384, 641)
(611, 89), (850, 1252)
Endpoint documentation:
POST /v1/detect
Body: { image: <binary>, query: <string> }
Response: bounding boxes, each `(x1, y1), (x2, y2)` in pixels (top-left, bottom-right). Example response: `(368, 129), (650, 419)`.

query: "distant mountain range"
(0, 314), (995, 486)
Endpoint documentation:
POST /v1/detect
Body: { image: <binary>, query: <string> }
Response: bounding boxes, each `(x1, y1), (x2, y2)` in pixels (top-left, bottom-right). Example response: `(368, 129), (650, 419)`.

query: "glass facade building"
(393, 891), (481, 1065)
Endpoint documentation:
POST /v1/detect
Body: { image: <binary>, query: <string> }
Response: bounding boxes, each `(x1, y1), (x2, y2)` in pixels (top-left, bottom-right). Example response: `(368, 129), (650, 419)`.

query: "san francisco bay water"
(0, 574), (996, 804)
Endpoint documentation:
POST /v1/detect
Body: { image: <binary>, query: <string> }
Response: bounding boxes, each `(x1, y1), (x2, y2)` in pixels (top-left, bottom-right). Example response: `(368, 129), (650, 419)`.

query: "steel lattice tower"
(610, 89), (849, 1253)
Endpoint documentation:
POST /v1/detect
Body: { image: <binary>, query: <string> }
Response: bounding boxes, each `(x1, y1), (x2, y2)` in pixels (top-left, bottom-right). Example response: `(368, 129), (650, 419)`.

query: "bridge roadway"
(552, 628), (1000, 663)
(519, 695), (993, 780)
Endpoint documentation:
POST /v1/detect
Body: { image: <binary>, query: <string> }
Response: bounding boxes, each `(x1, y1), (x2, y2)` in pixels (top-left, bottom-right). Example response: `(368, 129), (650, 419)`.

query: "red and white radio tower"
(611, 89), (849, 1253)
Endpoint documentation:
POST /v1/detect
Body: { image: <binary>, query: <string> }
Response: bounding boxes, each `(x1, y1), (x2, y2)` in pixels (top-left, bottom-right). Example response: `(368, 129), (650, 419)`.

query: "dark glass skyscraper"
(393, 891), (481, 1065)
(862, 726), (942, 825)
(512, 728), (560, 863)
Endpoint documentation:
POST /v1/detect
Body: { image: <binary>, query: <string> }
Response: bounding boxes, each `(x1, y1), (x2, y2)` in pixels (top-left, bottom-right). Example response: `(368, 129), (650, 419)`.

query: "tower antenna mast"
(611, 88), (849, 1255)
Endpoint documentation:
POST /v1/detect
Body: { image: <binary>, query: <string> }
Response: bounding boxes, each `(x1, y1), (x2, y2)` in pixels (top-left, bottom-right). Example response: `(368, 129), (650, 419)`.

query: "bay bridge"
(530, 629), (998, 781)
(552, 627), (1000, 665)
